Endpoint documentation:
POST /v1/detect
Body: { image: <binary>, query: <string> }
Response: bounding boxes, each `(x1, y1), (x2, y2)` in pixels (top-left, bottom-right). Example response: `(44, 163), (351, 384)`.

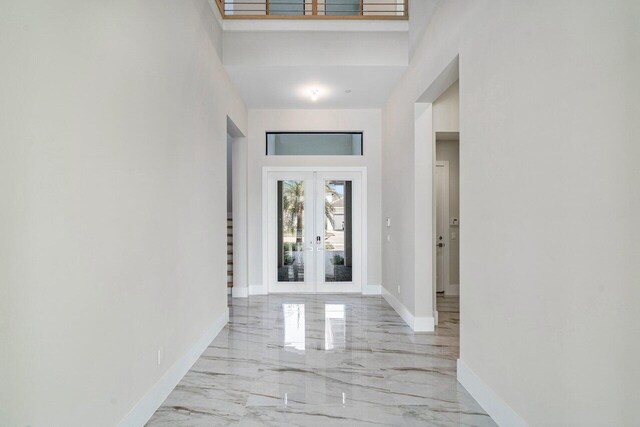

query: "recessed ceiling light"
(310, 89), (320, 101)
(345, 89), (352, 94)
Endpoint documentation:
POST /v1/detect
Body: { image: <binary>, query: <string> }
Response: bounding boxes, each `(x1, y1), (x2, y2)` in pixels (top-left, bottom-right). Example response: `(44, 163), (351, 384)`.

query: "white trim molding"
(382, 286), (435, 332)
(117, 309), (229, 427)
(457, 359), (528, 427)
(232, 286), (248, 298)
(414, 316), (435, 331)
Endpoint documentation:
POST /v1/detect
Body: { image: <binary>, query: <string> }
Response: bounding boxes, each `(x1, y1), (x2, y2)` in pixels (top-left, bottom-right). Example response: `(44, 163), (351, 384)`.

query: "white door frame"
(435, 161), (451, 296)
(262, 166), (367, 294)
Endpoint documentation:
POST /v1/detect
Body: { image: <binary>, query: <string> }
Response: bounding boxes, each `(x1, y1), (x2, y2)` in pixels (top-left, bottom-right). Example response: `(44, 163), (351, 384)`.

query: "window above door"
(266, 132), (363, 156)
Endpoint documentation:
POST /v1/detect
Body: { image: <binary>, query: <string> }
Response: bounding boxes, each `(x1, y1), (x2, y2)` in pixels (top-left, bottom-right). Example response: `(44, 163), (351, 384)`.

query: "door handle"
(438, 243), (445, 248)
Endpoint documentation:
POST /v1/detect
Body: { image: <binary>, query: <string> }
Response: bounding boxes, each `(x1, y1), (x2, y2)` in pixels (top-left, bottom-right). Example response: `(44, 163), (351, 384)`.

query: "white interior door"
(266, 170), (363, 294)
(435, 161), (450, 294)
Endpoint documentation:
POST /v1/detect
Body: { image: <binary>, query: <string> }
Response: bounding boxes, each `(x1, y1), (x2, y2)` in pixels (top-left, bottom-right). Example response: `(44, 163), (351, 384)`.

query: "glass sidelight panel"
(324, 180), (353, 282)
(278, 180), (306, 282)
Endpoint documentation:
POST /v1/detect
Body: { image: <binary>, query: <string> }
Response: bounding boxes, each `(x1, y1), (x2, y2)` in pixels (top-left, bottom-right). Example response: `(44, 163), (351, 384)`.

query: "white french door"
(265, 169), (363, 294)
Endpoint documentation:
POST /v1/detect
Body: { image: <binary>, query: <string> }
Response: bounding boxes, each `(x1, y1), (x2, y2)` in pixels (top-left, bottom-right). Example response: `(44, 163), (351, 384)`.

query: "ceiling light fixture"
(310, 89), (320, 102)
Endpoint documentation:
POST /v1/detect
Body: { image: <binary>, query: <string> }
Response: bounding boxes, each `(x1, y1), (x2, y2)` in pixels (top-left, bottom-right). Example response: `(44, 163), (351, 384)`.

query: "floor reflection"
(282, 303), (305, 351)
(324, 304), (346, 350)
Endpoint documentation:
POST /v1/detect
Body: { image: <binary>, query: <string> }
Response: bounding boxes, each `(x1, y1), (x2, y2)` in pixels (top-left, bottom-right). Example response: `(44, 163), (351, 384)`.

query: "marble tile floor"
(147, 293), (495, 426)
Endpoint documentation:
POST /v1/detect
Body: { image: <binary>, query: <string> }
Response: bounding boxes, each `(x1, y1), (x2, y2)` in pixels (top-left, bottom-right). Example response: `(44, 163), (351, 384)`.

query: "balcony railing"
(215, 0), (408, 19)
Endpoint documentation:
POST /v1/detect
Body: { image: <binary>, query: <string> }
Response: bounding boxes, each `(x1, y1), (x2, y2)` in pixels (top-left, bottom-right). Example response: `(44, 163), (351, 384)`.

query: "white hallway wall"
(0, 1), (246, 425)
(433, 80), (459, 134)
(244, 109), (382, 294)
(382, 0), (639, 425)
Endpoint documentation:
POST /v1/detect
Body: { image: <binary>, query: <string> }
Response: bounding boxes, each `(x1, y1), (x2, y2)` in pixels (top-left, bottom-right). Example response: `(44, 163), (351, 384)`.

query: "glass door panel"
(267, 171), (314, 293)
(277, 180), (306, 282)
(315, 172), (362, 293)
(323, 180), (353, 283)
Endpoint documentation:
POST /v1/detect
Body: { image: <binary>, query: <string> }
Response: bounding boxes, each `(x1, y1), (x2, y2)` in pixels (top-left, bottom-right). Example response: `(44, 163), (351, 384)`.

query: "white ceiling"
(219, 1), (442, 109)
(221, 27), (409, 109)
(224, 65), (407, 109)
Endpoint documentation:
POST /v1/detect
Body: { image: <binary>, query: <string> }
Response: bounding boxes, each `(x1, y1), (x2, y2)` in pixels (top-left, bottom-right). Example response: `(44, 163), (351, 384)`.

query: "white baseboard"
(413, 315), (435, 331)
(247, 284), (381, 296)
(249, 284), (267, 295)
(457, 359), (527, 427)
(232, 286), (248, 298)
(117, 309), (229, 427)
(381, 286), (434, 332)
(362, 284), (382, 295)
